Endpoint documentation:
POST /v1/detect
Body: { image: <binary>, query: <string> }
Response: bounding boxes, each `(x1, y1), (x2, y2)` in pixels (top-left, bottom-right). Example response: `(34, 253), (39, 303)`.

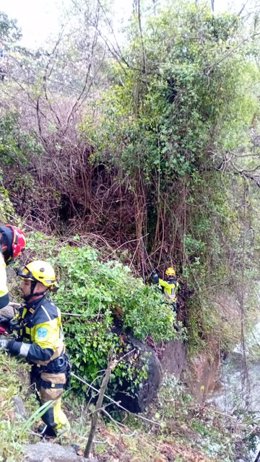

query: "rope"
(70, 371), (160, 426)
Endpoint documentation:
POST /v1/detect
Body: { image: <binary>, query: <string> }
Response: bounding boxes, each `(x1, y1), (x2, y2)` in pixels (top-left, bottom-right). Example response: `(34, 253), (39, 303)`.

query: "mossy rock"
(113, 337), (162, 413)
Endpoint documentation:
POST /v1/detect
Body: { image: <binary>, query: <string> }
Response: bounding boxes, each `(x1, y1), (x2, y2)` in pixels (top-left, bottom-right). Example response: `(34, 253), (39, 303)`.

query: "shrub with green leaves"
(0, 112), (41, 166)
(45, 245), (175, 388)
(19, 234), (176, 391)
(79, 2), (259, 353)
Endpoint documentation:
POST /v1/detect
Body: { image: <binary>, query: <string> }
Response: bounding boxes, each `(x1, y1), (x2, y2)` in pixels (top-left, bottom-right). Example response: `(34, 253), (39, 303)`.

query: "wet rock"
(13, 395), (27, 419)
(114, 337), (162, 413)
(160, 340), (187, 379)
(24, 442), (97, 462)
(186, 335), (221, 402)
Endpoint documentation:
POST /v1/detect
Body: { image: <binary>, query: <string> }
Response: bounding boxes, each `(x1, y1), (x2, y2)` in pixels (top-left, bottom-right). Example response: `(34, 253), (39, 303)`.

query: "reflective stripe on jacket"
(11, 296), (64, 365)
(159, 278), (179, 303)
(0, 252), (9, 309)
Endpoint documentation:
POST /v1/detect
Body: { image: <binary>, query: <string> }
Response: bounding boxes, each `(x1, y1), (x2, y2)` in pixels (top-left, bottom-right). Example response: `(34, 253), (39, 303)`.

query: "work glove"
(0, 338), (10, 350)
(0, 338), (17, 353)
(150, 270), (159, 284)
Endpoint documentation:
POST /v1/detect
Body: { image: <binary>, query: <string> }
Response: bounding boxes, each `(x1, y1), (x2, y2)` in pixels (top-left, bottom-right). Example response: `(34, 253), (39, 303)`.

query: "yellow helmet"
(17, 260), (58, 290)
(165, 267), (176, 277)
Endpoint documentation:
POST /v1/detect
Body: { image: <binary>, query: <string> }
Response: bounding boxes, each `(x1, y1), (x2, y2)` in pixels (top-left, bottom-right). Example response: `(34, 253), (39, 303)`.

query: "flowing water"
(210, 321), (260, 461)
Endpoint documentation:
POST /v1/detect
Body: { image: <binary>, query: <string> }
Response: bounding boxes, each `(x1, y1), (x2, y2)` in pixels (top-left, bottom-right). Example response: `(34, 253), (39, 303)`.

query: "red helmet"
(5, 225), (26, 258)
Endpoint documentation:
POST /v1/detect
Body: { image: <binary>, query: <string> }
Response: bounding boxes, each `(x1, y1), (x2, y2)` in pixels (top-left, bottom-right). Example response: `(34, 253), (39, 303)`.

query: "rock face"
(184, 292), (243, 402)
(186, 336), (221, 403)
(24, 442), (96, 462)
(13, 395), (27, 419)
(114, 337), (162, 413)
(160, 340), (187, 379)
(112, 337), (187, 413)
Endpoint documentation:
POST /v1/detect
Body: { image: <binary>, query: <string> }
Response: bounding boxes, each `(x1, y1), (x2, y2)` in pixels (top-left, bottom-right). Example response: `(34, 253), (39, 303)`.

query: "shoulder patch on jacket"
(36, 327), (49, 339)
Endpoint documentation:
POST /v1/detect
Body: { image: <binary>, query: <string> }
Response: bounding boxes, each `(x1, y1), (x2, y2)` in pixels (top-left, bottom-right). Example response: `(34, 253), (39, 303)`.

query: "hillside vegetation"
(0, 0), (259, 460)
(0, 351), (256, 462)
(0, 1), (259, 340)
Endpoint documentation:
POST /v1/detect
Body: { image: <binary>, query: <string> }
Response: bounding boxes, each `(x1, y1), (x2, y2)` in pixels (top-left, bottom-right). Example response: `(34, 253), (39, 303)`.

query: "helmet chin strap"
(23, 291), (47, 302)
(0, 227), (13, 262)
(23, 280), (48, 302)
(1, 244), (12, 265)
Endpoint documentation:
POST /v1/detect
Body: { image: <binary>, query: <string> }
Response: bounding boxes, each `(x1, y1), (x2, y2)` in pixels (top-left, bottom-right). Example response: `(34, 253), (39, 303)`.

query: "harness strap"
(37, 346), (65, 366)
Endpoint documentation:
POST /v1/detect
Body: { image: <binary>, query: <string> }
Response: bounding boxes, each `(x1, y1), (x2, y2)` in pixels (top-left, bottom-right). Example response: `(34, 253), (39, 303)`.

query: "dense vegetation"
(26, 231), (177, 391)
(0, 0), (259, 349)
(0, 353), (256, 462)
(0, 0), (259, 460)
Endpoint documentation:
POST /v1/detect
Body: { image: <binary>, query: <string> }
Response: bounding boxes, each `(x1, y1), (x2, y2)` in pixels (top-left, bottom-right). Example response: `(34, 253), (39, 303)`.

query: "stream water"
(210, 321), (260, 461)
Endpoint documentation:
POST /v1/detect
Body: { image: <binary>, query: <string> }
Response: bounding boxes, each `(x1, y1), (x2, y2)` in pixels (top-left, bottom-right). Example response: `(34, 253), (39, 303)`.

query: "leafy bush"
(24, 234), (176, 389)
(0, 353), (38, 461)
(53, 245), (175, 386)
(81, 2), (259, 353)
(0, 187), (15, 223)
(0, 112), (41, 166)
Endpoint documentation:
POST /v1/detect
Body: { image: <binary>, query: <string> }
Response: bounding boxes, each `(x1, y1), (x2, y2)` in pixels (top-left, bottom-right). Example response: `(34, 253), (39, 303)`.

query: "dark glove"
(6, 339), (21, 356)
(150, 270), (159, 284)
(0, 338), (20, 355)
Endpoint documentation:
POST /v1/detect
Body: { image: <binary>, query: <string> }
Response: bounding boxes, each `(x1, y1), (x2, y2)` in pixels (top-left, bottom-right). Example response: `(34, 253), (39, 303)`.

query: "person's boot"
(35, 423), (57, 439)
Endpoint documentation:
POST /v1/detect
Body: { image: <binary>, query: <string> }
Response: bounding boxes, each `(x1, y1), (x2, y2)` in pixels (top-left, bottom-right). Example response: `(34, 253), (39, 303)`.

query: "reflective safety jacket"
(159, 278), (179, 303)
(8, 295), (64, 365)
(0, 252), (9, 309)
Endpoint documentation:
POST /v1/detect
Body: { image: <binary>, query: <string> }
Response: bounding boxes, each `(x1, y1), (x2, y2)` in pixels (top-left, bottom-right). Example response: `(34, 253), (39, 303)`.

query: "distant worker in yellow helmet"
(151, 266), (179, 312)
(0, 260), (70, 438)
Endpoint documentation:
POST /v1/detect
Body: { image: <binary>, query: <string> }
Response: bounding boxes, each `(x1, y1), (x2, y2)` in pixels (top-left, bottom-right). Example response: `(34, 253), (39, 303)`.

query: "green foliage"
(81, 2), (259, 352)
(86, 3), (257, 185)
(0, 183), (15, 222)
(0, 112), (42, 166)
(26, 231), (61, 260)
(53, 245), (175, 386)
(25, 234), (176, 389)
(154, 375), (257, 461)
(0, 11), (21, 46)
(56, 246), (174, 339)
(0, 353), (38, 461)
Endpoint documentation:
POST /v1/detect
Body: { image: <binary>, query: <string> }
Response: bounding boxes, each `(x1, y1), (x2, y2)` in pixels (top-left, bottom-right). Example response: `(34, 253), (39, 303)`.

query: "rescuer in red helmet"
(0, 224), (26, 312)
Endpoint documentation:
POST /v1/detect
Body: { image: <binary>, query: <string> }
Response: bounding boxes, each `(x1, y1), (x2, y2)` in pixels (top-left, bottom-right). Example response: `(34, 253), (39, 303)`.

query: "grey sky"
(0, 0), (256, 49)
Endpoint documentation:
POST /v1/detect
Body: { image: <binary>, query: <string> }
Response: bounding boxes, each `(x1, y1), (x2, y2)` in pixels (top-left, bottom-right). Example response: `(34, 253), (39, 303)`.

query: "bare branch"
(84, 356), (116, 458)
(64, 4), (100, 133)
(71, 371), (161, 426)
(42, 30), (65, 128)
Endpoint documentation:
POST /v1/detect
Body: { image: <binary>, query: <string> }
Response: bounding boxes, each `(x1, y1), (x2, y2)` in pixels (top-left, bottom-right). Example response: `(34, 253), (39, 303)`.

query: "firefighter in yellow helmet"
(151, 266), (179, 311)
(0, 260), (70, 438)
